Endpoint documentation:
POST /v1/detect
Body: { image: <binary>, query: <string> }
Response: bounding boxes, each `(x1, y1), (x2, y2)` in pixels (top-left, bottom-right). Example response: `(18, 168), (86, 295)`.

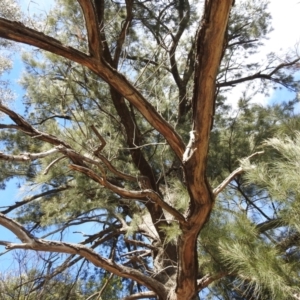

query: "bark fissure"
(175, 1), (234, 299)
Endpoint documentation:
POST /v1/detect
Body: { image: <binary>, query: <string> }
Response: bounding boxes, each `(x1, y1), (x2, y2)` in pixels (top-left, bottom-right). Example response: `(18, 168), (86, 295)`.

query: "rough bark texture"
(0, 1), (234, 299)
(175, 1), (233, 299)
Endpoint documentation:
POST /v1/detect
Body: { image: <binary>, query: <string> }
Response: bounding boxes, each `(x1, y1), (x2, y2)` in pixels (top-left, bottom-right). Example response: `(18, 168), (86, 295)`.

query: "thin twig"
(43, 155), (67, 175)
(213, 151), (264, 196)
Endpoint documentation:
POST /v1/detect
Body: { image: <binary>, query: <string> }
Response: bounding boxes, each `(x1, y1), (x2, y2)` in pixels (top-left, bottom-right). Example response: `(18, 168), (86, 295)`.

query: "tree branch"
(256, 218), (285, 233)
(0, 213), (34, 243)
(95, 152), (136, 181)
(122, 291), (157, 300)
(0, 124), (20, 129)
(34, 114), (71, 125)
(213, 167), (243, 196)
(0, 186), (70, 214)
(217, 57), (300, 89)
(90, 124), (106, 155)
(0, 18), (185, 160)
(69, 163), (187, 225)
(169, 0), (190, 88)
(0, 213), (168, 299)
(86, 273), (114, 300)
(43, 156), (67, 175)
(213, 151), (264, 197)
(0, 148), (58, 162)
(0, 18), (90, 63)
(176, 1), (234, 299)
(94, 0), (113, 65)
(77, 0), (102, 58)
(197, 272), (229, 291)
(126, 54), (171, 72)
(0, 104), (72, 149)
(113, 0), (133, 67)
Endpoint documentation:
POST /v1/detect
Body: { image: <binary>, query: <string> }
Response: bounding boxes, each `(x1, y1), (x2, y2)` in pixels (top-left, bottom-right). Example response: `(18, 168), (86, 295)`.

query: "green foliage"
(1, 0), (300, 299)
(160, 222), (181, 245)
(244, 132), (300, 231)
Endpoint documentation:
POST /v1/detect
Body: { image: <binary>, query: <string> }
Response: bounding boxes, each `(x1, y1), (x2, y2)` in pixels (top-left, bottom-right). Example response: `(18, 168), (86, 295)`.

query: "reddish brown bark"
(0, 1), (234, 299)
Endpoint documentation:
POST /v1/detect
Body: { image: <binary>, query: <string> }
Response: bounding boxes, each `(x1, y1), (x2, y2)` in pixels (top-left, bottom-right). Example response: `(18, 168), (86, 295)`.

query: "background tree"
(0, 0), (20, 110)
(0, 250), (120, 299)
(0, 0), (300, 299)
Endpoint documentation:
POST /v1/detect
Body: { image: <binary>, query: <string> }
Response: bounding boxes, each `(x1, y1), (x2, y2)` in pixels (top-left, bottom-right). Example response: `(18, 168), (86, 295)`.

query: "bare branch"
(0, 124), (20, 129)
(0, 213), (34, 243)
(0, 186), (70, 214)
(34, 114), (72, 125)
(0, 213), (168, 298)
(213, 151), (264, 197)
(122, 291), (157, 300)
(197, 272), (229, 291)
(0, 18), (90, 64)
(90, 124), (106, 154)
(0, 104), (72, 149)
(217, 57), (300, 89)
(0, 148), (58, 162)
(213, 167), (243, 196)
(43, 156), (67, 175)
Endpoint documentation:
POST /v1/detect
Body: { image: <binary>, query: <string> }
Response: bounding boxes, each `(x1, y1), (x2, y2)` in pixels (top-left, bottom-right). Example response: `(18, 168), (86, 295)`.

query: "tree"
(0, 0), (20, 113)
(0, 250), (120, 299)
(0, 0), (299, 299)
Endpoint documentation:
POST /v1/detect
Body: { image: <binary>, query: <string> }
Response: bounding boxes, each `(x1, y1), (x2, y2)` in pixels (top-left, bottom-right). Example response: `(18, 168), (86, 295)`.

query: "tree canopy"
(0, 0), (300, 299)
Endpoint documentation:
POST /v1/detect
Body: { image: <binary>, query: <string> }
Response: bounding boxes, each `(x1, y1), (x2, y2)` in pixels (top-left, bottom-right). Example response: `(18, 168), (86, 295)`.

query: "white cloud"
(267, 0), (300, 51)
(226, 0), (300, 108)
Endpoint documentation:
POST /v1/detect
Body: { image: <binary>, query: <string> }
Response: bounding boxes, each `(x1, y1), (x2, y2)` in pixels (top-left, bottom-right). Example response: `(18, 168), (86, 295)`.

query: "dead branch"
(197, 272), (229, 291)
(0, 148), (58, 162)
(213, 167), (243, 196)
(90, 124), (106, 154)
(213, 151), (264, 197)
(122, 291), (157, 300)
(0, 213), (168, 299)
(0, 186), (70, 214)
(43, 156), (67, 175)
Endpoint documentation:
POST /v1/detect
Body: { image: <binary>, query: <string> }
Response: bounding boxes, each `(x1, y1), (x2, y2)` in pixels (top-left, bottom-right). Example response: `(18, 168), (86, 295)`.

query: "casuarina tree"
(0, 0), (300, 299)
